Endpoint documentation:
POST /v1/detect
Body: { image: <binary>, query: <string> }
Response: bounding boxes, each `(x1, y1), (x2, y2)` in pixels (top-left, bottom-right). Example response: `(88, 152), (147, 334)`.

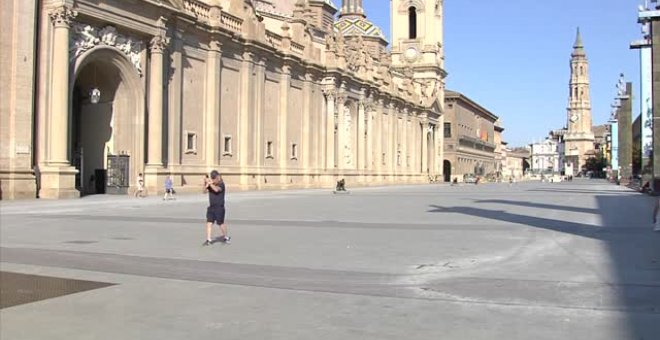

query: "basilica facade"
(0, 0), (446, 199)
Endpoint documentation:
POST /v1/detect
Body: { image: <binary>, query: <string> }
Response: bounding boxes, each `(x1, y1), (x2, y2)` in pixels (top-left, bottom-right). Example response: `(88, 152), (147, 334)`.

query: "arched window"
(408, 7), (417, 39)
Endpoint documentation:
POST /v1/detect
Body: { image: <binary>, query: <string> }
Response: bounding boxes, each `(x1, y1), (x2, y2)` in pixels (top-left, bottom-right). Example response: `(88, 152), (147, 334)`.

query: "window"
(408, 7), (417, 39)
(291, 143), (298, 160)
(223, 135), (232, 156)
(444, 122), (452, 138)
(185, 131), (197, 154)
(266, 141), (274, 159)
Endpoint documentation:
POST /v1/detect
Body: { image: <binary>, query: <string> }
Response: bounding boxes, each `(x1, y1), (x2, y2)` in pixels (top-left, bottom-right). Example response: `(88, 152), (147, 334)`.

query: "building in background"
(593, 124), (610, 159)
(442, 90), (500, 182)
(563, 28), (595, 174)
(530, 139), (560, 174)
(494, 120), (506, 180)
(504, 147), (530, 180)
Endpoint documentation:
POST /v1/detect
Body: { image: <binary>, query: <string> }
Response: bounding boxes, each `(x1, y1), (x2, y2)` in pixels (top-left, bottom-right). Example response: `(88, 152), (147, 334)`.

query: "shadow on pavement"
(474, 199), (597, 215)
(429, 191), (660, 338)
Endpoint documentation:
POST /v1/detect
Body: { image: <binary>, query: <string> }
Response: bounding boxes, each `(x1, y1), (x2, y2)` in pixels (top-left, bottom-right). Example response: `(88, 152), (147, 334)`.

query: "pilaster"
(239, 50), (255, 187)
(40, 5), (79, 199)
(278, 62), (291, 183)
(204, 38), (222, 167)
(323, 86), (336, 170)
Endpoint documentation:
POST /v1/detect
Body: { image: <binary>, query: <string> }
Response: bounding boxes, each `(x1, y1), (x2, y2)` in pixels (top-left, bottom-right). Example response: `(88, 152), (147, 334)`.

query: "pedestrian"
(135, 173), (145, 198)
(203, 170), (231, 246)
(652, 196), (660, 232)
(163, 175), (175, 200)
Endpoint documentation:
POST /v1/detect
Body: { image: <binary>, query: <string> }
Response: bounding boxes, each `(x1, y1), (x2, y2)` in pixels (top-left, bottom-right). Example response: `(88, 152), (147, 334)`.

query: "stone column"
(393, 106), (400, 175)
(421, 120), (429, 176)
(618, 82), (633, 184)
(438, 116), (445, 178)
(279, 63), (291, 183)
(167, 28), (185, 169)
(375, 100), (384, 174)
(357, 100), (366, 171)
(390, 105), (397, 176)
(402, 109), (409, 171)
(336, 92), (347, 171)
(144, 31), (169, 194)
(239, 51), (255, 187)
(204, 39), (222, 167)
(366, 106), (374, 172)
(323, 88), (335, 170)
(302, 73), (313, 182)
(147, 34), (168, 167)
(254, 57), (266, 169)
(40, 6), (79, 198)
(48, 6), (76, 166)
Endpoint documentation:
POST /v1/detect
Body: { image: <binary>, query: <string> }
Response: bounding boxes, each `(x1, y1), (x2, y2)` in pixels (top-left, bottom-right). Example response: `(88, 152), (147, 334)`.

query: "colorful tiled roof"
(333, 16), (386, 41)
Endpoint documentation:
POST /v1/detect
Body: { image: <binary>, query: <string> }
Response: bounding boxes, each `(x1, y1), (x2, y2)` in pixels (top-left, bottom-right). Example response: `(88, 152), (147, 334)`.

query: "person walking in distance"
(163, 175), (175, 200)
(203, 170), (231, 245)
(135, 173), (145, 198)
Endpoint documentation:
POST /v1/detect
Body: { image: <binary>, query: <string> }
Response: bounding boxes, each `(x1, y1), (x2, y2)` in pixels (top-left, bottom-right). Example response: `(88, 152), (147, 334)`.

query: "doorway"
(443, 160), (452, 182)
(70, 47), (144, 195)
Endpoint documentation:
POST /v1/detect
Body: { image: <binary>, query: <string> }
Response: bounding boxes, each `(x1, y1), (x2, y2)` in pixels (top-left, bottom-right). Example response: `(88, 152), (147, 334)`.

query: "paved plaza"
(1, 180), (660, 339)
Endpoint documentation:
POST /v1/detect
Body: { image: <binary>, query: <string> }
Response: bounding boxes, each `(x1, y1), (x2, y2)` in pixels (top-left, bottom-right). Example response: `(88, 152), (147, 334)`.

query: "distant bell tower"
(390, 0), (446, 108)
(564, 28), (595, 174)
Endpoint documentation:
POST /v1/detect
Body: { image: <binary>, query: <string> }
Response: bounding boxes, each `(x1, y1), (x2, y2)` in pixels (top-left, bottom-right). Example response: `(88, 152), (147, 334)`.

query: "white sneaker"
(654, 225), (660, 232)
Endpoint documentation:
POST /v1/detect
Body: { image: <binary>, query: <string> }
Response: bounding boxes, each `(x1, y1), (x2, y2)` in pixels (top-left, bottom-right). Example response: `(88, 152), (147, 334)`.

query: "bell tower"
(564, 28), (595, 174)
(390, 0), (446, 107)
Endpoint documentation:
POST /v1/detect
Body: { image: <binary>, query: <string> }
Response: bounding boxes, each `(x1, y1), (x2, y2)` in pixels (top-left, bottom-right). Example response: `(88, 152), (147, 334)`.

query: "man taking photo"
(203, 170), (231, 246)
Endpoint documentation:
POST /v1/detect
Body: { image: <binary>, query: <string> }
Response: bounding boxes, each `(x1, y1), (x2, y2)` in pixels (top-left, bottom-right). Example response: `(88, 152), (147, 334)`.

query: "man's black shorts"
(206, 206), (225, 224)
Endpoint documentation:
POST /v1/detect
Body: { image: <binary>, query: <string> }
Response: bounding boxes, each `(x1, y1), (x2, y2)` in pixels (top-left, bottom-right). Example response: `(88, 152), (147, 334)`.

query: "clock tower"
(390, 0), (446, 108)
(564, 28), (595, 174)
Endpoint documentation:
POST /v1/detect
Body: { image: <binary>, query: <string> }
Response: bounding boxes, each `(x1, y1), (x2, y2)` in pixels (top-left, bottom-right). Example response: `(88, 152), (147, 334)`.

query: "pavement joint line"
(2, 246), (660, 315)
(7, 213), (653, 233)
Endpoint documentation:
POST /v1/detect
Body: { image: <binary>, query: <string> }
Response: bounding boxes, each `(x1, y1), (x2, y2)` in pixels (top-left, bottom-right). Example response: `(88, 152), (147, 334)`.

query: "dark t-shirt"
(208, 182), (225, 208)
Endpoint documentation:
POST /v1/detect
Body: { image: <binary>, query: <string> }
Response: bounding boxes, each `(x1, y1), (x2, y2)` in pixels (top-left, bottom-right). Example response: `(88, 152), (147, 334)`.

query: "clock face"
(404, 47), (418, 62)
(570, 114), (579, 123)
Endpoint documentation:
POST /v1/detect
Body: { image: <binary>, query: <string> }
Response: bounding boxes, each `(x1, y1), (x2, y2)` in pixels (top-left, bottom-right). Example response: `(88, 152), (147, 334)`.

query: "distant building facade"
(530, 139), (560, 174)
(442, 90), (499, 182)
(504, 147), (530, 180)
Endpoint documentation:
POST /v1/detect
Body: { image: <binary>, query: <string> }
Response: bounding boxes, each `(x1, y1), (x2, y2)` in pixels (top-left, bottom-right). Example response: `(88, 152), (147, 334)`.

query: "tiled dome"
(333, 16), (386, 41)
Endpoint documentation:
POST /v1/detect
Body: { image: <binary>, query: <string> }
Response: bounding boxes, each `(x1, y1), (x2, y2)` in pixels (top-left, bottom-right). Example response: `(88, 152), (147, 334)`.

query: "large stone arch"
(68, 46), (145, 194)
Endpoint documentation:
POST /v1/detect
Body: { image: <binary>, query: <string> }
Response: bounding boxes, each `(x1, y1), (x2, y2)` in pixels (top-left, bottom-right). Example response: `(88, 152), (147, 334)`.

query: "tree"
(585, 154), (608, 178)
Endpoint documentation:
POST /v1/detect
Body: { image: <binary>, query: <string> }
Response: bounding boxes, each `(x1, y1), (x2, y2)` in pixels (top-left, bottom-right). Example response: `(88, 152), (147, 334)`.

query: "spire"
(574, 27), (583, 48)
(572, 27), (585, 57)
(340, 0), (365, 17)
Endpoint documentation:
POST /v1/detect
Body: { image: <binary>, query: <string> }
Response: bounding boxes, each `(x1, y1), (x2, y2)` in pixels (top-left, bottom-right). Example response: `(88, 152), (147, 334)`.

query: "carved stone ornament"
(150, 34), (170, 54)
(70, 23), (144, 76)
(50, 6), (78, 27)
(322, 87), (336, 99)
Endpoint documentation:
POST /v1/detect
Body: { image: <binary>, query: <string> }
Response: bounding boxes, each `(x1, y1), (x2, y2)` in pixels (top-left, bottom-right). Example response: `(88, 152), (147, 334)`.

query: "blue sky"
(361, 0), (642, 146)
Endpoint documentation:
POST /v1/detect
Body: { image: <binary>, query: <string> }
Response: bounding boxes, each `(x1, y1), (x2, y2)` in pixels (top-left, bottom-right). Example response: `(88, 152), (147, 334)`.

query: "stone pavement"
(1, 180), (660, 339)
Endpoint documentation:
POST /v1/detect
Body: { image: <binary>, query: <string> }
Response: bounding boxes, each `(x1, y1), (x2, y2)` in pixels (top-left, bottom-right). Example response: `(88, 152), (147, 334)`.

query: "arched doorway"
(70, 47), (144, 195)
(443, 160), (452, 182)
